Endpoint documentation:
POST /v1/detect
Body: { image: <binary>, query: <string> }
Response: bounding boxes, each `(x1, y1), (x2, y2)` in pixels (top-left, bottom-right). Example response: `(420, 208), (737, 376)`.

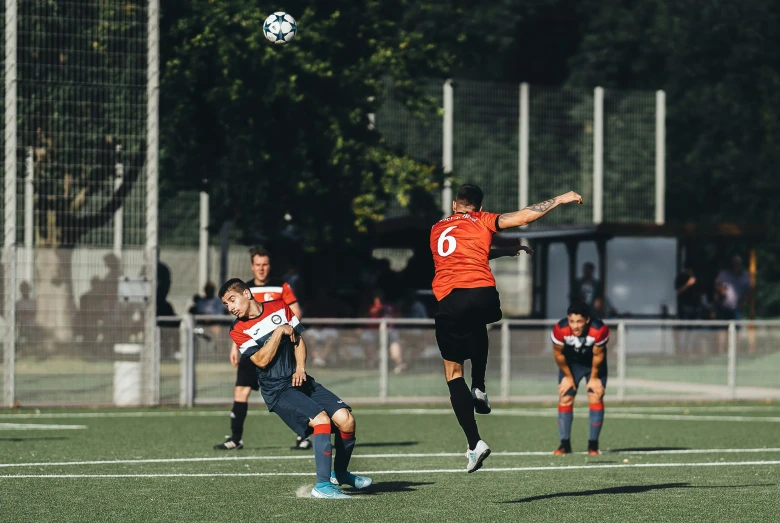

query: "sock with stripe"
(230, 401), (248, 443)
(589, 402), (604, 441)
(333, 428), (356, 475)
(557, 404), (573, 441)
(312, 424), (333, 485)
(447, 377), (481, 450)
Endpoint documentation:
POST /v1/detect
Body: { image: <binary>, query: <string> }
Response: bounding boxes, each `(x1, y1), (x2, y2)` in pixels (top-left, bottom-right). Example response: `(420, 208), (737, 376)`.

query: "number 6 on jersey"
(437, 226), (458, 257)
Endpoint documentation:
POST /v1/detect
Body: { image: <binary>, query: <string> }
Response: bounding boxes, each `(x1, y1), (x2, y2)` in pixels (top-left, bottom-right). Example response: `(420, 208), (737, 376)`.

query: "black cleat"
(214, 436), (243, 450)
(292, 436), (312, 450)
(553, 439), (572, 455)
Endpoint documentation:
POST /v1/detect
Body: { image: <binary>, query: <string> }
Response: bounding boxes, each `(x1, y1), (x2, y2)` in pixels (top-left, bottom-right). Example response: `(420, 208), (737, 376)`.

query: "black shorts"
(271, 379), (350, 438)
(434, 286), (502, 363)
(235, 356), (260, 390)
(558, 361), (608, 396)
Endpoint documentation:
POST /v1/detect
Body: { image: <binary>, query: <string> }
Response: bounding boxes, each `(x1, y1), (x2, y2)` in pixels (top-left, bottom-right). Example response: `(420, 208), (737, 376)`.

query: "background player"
(430, 183), (583, 472)
(214, 247), (309, 450)
(551, 300), (610, 455)
(218, 279), (371, 499)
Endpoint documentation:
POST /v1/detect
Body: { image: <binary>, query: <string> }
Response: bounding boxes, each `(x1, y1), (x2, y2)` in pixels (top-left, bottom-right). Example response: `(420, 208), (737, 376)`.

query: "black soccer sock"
(334, 429), (356, 475)
(230, 401), (248, 443)
(447, 377), (481, 450)
(470, 325), (489, 392)
(312, 424), (333, 485)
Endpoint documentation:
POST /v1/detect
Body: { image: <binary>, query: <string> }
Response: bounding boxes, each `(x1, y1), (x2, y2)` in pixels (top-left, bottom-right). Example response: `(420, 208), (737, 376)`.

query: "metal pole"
(517, 83), (530, 311)
(179, 315), (194, 407)
(144, 0), (160, 406)
(23, 146), (33, 284)
(441, 79), (454, 216)
(199, 191), (209, 291)
(617, 321), (626, 401)
(593, 87), (604, 224)
(378, 320), (388, 402)
(727, 321), (737, 400)
(219, 222), (229, 286)
(4, 0), (18, 408)
(655, 90), (666, 225)
(113, 144), (124, 257)
(500, 321), (510, 401)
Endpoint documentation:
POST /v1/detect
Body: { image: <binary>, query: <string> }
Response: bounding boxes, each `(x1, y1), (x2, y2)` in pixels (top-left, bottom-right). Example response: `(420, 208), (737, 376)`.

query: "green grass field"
(2, 403), (779, 522)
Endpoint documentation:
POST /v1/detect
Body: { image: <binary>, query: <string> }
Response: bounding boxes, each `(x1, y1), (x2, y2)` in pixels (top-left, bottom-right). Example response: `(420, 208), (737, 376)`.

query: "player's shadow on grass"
(606, 447), (690, 452)
(349, 481), (434, 496)
(358, 441), (418, 448)
(500, 483), (775, 504)
(0, 436), (69, 442)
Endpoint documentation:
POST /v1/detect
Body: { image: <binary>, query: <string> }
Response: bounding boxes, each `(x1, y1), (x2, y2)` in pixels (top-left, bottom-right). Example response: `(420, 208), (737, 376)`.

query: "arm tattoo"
(527, 198), (556, 213)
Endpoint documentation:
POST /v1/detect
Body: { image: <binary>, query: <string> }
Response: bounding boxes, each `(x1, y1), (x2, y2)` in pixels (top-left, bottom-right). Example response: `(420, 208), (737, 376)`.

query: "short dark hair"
(455, 184), (484, 210)
(218, 278), (250, 299)
(567, 300), (591, 318)
(250, 246), (271, 261)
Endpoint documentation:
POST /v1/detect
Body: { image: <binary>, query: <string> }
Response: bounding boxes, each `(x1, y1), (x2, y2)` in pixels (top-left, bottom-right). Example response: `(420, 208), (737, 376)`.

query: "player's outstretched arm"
(497, 191), (583, 230)
(292, 335), (307, 386)
(586, 345), (606, 397)
(553, 343), (576, 396)
(489, 243), (534, 260)
(249, 325), (295, 369)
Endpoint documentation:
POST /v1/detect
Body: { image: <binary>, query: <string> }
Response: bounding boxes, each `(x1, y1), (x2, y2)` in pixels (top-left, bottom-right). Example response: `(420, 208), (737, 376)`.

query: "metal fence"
(3, 318), (779, 407)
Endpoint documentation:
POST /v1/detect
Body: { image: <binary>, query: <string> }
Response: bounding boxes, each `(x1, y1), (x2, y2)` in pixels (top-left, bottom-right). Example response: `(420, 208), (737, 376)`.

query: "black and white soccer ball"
(263, 12), (297, 45)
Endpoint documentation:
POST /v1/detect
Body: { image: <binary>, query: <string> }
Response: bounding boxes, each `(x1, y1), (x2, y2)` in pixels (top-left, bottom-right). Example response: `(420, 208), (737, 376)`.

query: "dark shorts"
(236, 356), (260, 390)
(434, 286), (502, 363)
(271, 378), (351, 438)
(558, 361), (608, 396)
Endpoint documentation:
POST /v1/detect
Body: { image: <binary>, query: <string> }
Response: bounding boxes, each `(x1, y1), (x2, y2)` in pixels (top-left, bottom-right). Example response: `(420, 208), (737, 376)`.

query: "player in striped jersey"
(219, 278), (371, 498)
(214, 247), (308, 450)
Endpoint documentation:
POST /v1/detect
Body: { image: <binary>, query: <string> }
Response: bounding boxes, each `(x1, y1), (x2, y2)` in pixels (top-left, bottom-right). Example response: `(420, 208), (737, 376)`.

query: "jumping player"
(430, 183), (583, 472)
(219, 278), (371, 498)
(551, 300), (610, 455)
(214, 247), (309, 451)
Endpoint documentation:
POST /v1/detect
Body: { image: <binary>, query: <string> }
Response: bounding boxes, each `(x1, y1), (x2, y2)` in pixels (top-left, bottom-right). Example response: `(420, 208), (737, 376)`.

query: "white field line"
(2, 460), (780, 479)
(3, 448), (780, 469)
(0, 423), (87, 430)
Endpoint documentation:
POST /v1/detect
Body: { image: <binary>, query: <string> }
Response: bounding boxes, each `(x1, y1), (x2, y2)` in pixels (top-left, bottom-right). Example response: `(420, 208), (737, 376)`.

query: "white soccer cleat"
(471, 387), (492, 414)
(466, 440), (491, 473)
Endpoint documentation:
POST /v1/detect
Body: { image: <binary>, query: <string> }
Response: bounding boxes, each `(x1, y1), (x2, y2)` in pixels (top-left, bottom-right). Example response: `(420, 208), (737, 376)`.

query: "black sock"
(447, 377), (481, 450)
(230, 401), (248, 443)
(470, 326), (488, 392)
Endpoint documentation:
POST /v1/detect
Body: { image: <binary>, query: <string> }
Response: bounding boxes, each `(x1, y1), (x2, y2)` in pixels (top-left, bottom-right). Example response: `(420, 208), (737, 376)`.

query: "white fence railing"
(3, 317), (780, 407)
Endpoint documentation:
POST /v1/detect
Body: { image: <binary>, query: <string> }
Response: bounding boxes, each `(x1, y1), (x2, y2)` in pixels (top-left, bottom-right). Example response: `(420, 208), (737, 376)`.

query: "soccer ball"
(263, 12), (297, 45)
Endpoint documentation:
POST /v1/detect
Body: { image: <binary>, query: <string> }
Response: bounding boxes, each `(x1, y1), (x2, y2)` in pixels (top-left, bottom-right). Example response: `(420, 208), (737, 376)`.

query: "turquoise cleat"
(311, 482), (351, 499)
(330, 470), (373, 490)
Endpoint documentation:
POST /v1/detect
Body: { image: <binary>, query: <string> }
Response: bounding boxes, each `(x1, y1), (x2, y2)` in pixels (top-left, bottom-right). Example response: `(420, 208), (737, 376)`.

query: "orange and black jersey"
(430, 211), (502, 301)
(229, 300), (305, 409)
(551, 318), (610, 367)
(245, 277), (298, 307)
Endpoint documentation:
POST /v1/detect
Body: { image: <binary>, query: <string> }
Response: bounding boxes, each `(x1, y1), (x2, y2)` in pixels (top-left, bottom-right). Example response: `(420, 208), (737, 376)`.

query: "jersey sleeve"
(551, 323), (565, 345)
(230, 326), (260, 359)
(593, 323), (610, 346)
(284, 303), (306, 335)
(281, 282), (298, 306)
(477, 212), (502, 233)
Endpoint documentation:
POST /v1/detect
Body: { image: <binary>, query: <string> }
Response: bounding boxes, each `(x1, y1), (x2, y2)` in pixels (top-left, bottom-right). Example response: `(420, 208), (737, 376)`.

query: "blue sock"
(589, 403), (604, 441)
(311, 425), (332, 485)
(558, 405), (573, 440)
(334, 429), (356, 476)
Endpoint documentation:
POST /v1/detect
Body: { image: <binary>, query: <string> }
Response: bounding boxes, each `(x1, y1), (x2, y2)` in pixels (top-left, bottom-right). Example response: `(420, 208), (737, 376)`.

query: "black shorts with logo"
(434, 286), (502, 363)
(236, 356), (260, 390)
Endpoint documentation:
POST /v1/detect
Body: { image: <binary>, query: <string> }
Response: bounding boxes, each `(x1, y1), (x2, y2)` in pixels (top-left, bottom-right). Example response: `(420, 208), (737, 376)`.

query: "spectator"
(591, 295), (618, 320)
(16, 281), (37, 344)
(305, 286), (350, 368)
(360, 290), (404, 372)
(573, 262), (602, 309)
(189, 281), (226, 316)
(675, 266), (699, 320)
(714, 255), (753, 320)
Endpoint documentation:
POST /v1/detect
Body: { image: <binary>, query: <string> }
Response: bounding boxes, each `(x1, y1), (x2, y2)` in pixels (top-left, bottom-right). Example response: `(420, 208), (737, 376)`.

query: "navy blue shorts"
(235, 356), (260, 390)
(558, 362), (608, 396)
(270, 378), (350, 438)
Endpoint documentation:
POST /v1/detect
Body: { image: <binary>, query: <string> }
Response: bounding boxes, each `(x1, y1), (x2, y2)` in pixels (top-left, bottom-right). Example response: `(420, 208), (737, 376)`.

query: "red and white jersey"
(430, 211), (501, 301)
(245, 277), (297, 306)
(551, 318), (610, 366)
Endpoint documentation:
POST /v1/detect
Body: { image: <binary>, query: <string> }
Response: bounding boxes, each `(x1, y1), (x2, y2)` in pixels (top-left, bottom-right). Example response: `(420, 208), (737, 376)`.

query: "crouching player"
(219, 278), (372, 498)
(551, 300), (610, 455)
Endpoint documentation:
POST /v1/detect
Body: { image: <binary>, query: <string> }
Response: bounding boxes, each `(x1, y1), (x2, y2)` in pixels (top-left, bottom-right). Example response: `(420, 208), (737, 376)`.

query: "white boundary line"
(3, 448), (780, 469)
(2, 460), (780, 479)
(0, 423), (87, 430)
